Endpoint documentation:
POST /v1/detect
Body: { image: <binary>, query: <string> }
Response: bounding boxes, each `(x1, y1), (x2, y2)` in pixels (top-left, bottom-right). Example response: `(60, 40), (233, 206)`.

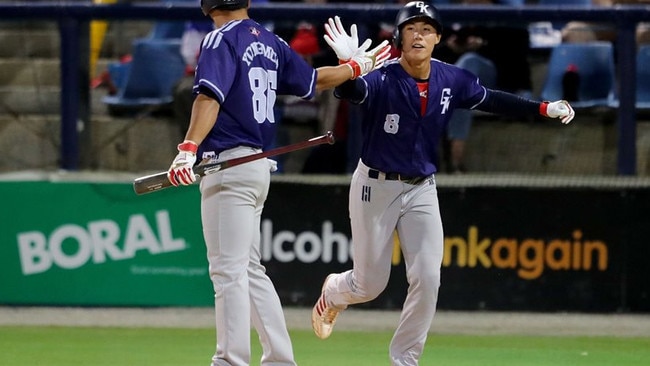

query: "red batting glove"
(167, 140), (198, 186)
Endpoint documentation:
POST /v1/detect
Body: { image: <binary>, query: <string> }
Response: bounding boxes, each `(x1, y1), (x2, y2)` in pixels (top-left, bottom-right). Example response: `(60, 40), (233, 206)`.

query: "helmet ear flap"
(393, 27), (401, 49)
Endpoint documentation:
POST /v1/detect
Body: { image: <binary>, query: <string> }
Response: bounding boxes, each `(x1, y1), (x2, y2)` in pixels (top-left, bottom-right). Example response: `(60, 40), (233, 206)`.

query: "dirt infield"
(1, 307), (649, 337)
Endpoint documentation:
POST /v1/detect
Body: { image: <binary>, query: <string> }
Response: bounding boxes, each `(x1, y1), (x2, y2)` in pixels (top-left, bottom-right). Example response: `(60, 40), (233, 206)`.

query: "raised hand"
(324, 16), (372, 62)
(367, 40), (391, 70)
(345, 40), (391, 79)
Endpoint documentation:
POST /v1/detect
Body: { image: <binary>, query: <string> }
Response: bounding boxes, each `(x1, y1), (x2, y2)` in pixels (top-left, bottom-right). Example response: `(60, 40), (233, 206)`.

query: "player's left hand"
(324, 16), (372, 62)
(544, 100), (575, 124)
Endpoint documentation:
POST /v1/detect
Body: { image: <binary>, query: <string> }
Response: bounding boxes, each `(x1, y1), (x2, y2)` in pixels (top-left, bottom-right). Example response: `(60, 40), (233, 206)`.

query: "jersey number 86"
(249, 67), (278, 124)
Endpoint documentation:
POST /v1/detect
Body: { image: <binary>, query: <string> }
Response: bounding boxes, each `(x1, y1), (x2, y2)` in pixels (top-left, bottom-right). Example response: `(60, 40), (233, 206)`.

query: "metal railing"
(1, 2), (650, 174)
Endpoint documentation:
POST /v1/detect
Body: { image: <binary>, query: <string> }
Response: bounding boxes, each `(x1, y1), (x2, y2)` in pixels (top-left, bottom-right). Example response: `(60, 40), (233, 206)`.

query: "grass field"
(1, 326), (649, 366)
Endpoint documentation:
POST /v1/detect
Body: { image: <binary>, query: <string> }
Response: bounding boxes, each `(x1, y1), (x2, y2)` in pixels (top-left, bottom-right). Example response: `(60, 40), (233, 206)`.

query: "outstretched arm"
(477, 89), (575, 124)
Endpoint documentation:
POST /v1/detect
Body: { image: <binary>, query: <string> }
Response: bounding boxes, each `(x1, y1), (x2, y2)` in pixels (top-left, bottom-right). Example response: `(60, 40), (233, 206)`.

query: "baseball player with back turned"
(311, 2), (575, 365)
(166, 1), (390, 365)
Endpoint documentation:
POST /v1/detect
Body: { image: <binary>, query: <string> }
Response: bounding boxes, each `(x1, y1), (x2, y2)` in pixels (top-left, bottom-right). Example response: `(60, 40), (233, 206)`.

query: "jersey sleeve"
(276, 38), (317, 100)
(193, 32), (239, 104)
(454, 68), (488, 110)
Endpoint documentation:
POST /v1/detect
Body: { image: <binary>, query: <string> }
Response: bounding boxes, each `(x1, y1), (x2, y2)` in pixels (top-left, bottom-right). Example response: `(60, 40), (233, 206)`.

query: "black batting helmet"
(201, 0), (248, 16)
(393, 1), (443, 48)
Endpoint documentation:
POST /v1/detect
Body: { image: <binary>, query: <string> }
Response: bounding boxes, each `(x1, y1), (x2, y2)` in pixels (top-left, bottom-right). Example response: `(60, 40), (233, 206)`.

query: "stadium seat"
(637, 45), (650, 109)
(102, 38), (185, 109)
(540, 42), (617, 109)
(147, 21), (186, 39)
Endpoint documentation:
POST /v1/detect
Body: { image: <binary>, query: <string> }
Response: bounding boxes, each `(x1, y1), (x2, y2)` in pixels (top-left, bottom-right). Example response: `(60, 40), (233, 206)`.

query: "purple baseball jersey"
(347, 58), (486, 176)
(193, 19), (317, 158)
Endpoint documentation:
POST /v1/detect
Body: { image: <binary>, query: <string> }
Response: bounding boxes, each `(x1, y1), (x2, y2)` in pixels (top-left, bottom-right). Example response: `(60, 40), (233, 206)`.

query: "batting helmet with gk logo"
(393, 1), (443, 48)
(201, 0), (248, 15)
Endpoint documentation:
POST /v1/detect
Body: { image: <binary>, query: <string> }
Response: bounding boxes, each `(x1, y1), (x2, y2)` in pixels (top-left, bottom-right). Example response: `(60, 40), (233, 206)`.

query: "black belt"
(368, 169), (422, 182)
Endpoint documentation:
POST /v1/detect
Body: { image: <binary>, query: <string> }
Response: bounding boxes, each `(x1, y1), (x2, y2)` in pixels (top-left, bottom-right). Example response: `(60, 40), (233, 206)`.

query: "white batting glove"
(542, 100), (575, 124)
(167, 140), (198, 186)
(267, 158), (278, 172)
(324, 16), (372, 62)
(344, 40), (391, 79)
(367, 40), (391, 70)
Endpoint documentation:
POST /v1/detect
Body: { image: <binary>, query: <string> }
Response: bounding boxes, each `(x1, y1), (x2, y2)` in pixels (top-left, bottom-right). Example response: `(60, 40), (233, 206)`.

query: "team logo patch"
(249, 27), (260, 36)
(202, 151), (217, 163)
(361, 185), (371, 202)
(440, 88), (452, 115)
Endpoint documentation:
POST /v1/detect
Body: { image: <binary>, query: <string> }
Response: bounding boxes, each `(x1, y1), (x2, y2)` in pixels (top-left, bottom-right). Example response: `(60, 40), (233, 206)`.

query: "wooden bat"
(133, 131), (335, 195)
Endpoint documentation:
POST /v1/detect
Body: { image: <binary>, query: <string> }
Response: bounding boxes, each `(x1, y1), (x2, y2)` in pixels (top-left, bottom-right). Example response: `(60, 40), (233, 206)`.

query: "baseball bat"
(133, 131), (335, 195)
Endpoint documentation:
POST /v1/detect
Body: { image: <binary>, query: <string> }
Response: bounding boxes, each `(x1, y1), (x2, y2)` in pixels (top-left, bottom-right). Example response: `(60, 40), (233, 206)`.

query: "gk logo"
(440, 88), (452, 114)
(415, 2), (429, 13)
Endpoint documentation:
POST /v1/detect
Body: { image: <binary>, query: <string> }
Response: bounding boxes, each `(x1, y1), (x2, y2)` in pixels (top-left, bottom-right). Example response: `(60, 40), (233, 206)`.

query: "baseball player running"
(166, 1), (389, 365)
(312, 2), (575, 365)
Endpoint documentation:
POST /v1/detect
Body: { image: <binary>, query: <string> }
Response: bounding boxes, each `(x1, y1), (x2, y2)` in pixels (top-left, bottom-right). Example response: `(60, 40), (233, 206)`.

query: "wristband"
(539, 101), (549, 117)
(177, 140), (198, 154)
(345, 60), (361, 79)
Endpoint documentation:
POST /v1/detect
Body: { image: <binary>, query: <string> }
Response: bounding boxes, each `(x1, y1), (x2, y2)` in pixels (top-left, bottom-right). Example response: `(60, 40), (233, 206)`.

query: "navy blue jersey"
(342, 58), (486, 176)
(193, 19), (317, 158)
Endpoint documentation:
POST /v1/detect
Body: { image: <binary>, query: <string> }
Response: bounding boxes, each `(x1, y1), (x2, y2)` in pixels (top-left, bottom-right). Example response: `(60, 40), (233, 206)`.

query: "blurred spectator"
(438, 25), (497, 173)
(413, 1), (533, 173)
(560, 0), (650, 46)
(172, 20), (213, 134)
(433, 1), (533, 173)
(280, 20), (350, 174)
(290, 22), (322, 62)
(280, 21), (323, 128)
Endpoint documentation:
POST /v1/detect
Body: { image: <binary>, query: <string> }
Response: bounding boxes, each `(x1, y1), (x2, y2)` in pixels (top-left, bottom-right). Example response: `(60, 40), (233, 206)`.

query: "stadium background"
(1, 1), (649, 316)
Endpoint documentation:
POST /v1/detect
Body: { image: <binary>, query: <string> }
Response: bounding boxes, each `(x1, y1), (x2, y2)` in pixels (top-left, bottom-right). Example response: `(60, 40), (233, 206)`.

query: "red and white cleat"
(311, 274), (342, 339)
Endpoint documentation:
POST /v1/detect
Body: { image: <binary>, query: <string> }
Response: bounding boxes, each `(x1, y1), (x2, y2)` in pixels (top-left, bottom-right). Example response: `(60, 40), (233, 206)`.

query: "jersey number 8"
(384, 114), (400, 134)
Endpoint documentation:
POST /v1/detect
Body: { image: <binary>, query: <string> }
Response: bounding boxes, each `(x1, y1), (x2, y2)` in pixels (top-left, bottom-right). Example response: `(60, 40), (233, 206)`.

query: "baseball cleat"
(312, 274), (341, 339)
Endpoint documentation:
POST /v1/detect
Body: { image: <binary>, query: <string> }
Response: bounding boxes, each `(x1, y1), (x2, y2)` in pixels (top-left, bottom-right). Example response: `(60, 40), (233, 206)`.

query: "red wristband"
(177, 140), (198, 154)
(539, 101), (549, 117)
(345, 60), (361, 79)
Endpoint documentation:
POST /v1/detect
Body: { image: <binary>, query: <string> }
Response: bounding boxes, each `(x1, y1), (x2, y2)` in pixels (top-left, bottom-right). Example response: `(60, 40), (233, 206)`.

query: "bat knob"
(326, 131), (336, 145)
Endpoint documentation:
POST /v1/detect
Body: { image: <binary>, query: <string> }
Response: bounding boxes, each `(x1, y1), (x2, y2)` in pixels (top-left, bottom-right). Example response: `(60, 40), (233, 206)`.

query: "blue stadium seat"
(148, 21), (186, 39)
(636, 45), (650, 109)
(106, 61), (130, 92)
(540, 42), (617, 109)
(102, 38), (186, 108)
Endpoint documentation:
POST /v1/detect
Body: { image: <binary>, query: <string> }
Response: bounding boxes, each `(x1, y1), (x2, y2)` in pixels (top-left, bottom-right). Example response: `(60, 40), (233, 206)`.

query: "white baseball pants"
(324, 160), (444, 366)
(201, 146), (296, 366)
